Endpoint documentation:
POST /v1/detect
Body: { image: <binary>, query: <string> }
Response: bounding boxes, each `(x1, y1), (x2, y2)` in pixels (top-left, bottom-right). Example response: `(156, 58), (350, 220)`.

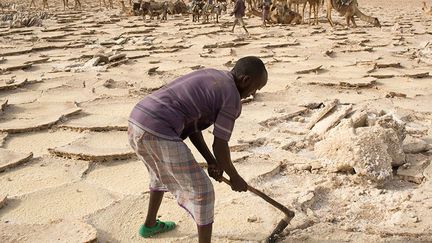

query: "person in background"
(231, 0), (249, 35)
(262, 0), (271, 27)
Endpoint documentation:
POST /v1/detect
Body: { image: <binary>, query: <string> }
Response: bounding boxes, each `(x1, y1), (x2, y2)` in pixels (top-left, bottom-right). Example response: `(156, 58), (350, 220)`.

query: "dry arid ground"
(1, 0), (432, 242)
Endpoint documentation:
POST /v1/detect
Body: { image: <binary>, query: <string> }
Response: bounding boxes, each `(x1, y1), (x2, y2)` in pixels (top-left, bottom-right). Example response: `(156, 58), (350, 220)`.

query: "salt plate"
(0, 79), (28, 91)
(0, 194), (6, 209)
(0, 132), (7, 147)
(60, 97), (135, 131)
(0, 220), (97, 243)
(0, 182), (118, 224)
(0, 148), (33, 172)
(49, 131), (134, 162)
(0, 99), (7, 112)
(0, 102), (81, 133)
(397, 154), (428, 184)
(0, 156), (89, 197)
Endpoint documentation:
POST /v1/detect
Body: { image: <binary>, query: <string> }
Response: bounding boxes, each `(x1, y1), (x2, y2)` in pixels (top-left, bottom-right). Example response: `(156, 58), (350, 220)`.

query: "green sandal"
(139, 219), (176, 238)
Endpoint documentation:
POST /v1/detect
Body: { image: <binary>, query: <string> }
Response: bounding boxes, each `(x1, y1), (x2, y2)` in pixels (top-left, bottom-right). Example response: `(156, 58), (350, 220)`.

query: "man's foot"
(139, 219), (176, 238)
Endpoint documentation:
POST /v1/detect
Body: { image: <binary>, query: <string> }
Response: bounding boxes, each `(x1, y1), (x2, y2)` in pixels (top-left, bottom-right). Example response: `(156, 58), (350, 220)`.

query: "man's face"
(240, 71), (267, 99)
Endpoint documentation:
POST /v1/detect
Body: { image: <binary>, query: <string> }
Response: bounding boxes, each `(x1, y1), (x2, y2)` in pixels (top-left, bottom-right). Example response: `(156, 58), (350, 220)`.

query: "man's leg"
(243, 26), (249, 34)
(198, 223), (212, 243)
(231, 18), (238, 32)
(144, 191), (164, 227)
(240, 18), (249, 34)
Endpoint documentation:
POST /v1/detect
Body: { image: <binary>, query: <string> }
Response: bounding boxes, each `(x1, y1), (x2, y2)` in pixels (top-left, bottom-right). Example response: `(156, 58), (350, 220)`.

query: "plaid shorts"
(128, 122), (215, 226)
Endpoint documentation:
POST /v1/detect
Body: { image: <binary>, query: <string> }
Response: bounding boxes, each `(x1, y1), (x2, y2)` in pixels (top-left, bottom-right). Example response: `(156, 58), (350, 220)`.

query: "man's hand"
(230, 175), (248, 192)
(213, 137), (246, 192)
(189, 131), (223, 182)
(208, 163), (223, 182)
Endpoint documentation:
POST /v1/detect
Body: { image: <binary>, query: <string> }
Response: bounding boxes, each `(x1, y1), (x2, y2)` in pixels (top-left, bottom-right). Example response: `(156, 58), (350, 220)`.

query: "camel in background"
(250, 3), (302, 24)
(30, 0), (49, 9)
(422, 1), (432, 15)
(306, 0), (321, 24)
(326, 0), (380, 27)
(62, 0), (82, 10)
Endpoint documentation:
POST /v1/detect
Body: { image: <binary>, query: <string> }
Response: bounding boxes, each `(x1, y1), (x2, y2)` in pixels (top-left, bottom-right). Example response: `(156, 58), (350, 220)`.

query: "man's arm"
(212, 137), (247, 192)
(189, 131), (216, 165)
(189, 131), (223, 181)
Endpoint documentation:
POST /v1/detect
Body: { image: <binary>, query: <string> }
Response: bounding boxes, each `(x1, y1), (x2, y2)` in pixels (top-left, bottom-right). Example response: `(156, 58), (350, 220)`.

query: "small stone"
(247, 216), (258, 222)
(0, 195), (7, 209)
(356, 189), (366, 196)
(324, 49), (334, 56)
(423, 162), (432, 180)
(397, 158), (427, 184)
(306, 208), (318, 220)
(148, 67), (159, 75)
(294, 164), (312, 171)
(84, 57), (101, 67)
(351, 110), (368, 128)
(386, 91), (407, 98)
(103, 79), (115, 88)
(311, 163), (323, 172)
(401, 163), (411, 169)
(324, 215), (336, 223)
(403, 136), (428, 154)
(298, 191), (315, 206)
(115, 38), (127, 45)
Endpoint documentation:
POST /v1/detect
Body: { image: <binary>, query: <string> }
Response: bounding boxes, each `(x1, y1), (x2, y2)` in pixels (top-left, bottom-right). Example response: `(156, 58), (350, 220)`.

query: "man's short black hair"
(232, 56), (267, 79)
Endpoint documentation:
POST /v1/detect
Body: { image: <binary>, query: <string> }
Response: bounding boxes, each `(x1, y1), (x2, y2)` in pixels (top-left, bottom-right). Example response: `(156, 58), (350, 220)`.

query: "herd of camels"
(27, 0), (432, 28)
(249, 0), (380, 27)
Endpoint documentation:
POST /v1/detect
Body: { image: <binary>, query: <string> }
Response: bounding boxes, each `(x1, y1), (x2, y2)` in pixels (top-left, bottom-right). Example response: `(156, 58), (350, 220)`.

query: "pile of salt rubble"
(305, 100), (431, 185)
(0, 11), (49, 28)
(418, 41), (432, 65)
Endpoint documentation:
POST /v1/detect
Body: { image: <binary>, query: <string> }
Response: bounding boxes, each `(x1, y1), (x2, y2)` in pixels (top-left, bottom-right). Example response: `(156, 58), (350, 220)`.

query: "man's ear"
(240, 75), (251, 88)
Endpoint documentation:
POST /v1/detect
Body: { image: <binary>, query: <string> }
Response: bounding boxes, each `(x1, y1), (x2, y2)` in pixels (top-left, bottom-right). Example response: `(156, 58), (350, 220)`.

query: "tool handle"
(221, 176), (294, 218)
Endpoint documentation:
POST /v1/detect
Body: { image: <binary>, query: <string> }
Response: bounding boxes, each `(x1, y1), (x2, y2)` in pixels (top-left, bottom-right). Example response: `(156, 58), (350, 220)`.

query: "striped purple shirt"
(129, 68), (242, 141)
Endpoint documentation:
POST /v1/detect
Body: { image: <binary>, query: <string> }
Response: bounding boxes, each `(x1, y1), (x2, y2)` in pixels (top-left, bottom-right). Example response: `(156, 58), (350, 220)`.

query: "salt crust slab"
(0, 220), (97, 243)
(0, 132), (7, 147)
(0, 148), (33, 172)
(0, 102), (81, 133)
(60, 97), (134, 131)
(49, 131), (134, 161)
(0, 182), (118, 224)
(0, 156), (89, 197)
